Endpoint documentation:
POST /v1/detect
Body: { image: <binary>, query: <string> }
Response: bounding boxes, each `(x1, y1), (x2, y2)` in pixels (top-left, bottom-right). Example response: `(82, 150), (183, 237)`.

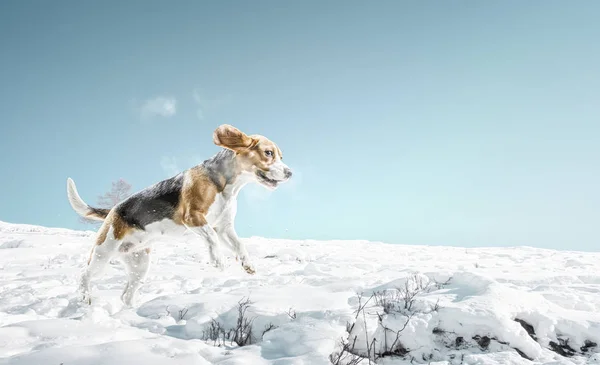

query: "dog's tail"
(66, 177), (110, 221)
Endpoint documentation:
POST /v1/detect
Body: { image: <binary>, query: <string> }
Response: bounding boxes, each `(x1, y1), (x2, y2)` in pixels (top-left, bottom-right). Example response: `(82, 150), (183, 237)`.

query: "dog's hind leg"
(79, 227), (122, 304)
(119, 247), (151, 307)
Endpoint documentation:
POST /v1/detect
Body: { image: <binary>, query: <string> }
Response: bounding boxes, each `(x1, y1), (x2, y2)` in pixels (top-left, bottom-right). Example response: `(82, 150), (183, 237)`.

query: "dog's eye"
(265, 150), (273, 157)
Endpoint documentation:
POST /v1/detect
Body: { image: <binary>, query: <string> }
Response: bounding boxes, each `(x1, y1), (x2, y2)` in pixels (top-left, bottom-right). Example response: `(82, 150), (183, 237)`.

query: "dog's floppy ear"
(213, 124), (257, 150)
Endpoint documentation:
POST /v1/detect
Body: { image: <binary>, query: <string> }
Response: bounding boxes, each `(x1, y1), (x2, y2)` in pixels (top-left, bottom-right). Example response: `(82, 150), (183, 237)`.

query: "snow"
(0, 221), (599, 365)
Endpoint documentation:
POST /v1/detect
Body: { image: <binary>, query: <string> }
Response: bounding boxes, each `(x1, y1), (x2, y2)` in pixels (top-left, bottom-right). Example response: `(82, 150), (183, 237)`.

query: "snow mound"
(0, 220), (93, 237)
(0, 221), (599, 365)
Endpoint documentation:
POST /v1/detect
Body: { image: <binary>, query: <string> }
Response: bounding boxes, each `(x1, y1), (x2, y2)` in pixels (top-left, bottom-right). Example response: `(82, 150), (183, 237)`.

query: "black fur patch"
(88, 207), (110, 219)
(116, 173), (184, 229)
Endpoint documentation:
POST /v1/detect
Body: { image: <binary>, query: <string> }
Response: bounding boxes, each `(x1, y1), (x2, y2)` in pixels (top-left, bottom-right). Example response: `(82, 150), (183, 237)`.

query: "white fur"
(266, 160), (290, 181)
(66, 177), (101, 220)
(80, 225), (122, 304)
(204, 171), (255, 272)
(119, 248), (151, 306)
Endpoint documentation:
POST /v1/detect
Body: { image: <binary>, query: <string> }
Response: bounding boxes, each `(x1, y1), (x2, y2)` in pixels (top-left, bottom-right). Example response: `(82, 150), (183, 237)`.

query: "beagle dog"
(66, 124), (292, 306)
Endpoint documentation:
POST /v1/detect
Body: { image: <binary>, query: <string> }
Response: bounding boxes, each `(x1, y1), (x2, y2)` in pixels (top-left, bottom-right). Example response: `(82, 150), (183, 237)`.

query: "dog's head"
(213, 124), (292, 189)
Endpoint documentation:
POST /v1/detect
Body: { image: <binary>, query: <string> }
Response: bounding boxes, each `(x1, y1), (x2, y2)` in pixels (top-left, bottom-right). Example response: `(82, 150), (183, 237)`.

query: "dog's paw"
(242, 261), (256, 275)
(80, 291), (92, 305)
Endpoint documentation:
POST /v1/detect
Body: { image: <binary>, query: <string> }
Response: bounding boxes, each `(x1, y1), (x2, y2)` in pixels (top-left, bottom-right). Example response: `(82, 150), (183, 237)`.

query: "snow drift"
(0, 221), (598, 365)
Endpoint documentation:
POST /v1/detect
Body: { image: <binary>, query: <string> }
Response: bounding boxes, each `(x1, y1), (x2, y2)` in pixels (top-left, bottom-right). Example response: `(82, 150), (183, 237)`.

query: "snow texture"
(0, 221), (599, 365)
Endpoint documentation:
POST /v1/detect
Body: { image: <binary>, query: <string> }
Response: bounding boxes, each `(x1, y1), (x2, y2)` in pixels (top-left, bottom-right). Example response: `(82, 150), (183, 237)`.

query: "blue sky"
(1, 1), (599, 251)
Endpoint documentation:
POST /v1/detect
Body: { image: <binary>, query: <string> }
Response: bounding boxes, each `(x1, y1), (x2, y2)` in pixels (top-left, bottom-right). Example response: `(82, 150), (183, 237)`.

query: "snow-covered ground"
(0, 220), (598, 365)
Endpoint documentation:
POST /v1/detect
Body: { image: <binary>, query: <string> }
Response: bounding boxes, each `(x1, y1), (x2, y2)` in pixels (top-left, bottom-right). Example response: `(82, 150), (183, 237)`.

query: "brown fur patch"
(174, 167), (220, 227)
(87, 247), (94, 265)
(95, 211), (135, 245)
(236, 135), (283, 172)
(213, 124), (257, 150)
(95, 221), (110, 246)
(145, 248), (151, 254)
(112, 214), (134, 240)
(213, 125), (283, 171)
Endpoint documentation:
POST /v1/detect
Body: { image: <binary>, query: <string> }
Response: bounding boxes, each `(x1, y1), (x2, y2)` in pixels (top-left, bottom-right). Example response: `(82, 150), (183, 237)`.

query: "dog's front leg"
(183, 215), (226, 270)
(221, 224), (255, 274)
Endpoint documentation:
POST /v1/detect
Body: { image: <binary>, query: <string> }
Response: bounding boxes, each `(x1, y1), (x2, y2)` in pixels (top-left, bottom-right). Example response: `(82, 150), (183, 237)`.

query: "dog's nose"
(284, 168), (293, 179)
